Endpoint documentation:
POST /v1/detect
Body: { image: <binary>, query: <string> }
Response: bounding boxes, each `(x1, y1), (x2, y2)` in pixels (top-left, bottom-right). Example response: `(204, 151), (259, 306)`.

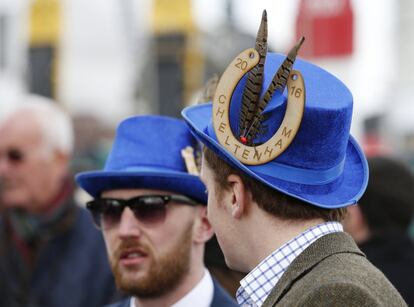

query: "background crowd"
(1, 0), (414, 306)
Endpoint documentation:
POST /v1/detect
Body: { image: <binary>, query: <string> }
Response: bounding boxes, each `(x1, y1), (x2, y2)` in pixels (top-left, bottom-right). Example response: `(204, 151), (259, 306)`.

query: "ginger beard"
(110, 221), (194, 298)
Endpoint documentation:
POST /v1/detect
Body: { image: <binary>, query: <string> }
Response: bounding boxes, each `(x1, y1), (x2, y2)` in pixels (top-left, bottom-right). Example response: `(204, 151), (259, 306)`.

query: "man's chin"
(115, 271), (166, 298)
(1, 195), (25, 207)
(114, 266), (148, 294)
(117, 274), (146, 292)
(115, 262), (147, 280)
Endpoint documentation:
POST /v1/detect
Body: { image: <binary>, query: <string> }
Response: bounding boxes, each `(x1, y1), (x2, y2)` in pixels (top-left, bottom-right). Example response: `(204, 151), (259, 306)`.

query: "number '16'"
(290, 86), (302, 98)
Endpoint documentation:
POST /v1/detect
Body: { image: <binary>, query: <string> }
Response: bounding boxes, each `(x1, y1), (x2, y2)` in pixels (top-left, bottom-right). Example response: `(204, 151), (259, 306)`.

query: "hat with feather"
(182, 10), (368, 208)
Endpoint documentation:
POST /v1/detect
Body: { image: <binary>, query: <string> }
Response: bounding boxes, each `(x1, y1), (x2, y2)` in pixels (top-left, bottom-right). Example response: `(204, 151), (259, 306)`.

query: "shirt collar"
(131, 268), (214, 307)
(236, 221), (343, 307)
(172, 269), (214, 307)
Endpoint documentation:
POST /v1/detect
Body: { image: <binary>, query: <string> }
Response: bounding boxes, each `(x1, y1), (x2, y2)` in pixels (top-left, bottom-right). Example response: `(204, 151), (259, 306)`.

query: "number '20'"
(235, 58), (248, 70)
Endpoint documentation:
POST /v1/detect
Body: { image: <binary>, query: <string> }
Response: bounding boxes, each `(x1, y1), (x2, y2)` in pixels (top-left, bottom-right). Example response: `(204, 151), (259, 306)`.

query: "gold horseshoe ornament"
(213, 48), (306, 166)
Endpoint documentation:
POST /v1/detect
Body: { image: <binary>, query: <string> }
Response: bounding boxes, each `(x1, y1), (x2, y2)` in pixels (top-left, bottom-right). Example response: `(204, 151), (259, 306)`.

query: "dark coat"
(359, 233), (414, 306)
(0, 202), (120, 307)
(262, 232), (407, 307)
(105, 277), (238, 307)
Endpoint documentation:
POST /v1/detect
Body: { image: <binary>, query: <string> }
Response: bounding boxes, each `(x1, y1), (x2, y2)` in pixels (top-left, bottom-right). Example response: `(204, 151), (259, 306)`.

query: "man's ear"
(193, 206), (214, 244)
(227, 174), (250, 220)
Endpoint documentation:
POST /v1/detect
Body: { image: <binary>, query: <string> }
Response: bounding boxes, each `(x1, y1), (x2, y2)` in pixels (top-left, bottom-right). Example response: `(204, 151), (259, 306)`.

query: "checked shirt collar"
(236, 221), (343, 307)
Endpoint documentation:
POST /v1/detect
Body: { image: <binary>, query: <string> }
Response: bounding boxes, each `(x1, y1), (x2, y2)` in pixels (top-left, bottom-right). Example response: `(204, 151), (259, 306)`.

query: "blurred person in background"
(0, 95), (120, 307)
(344, 156), (414, 305)
(76, 115), (238, 307)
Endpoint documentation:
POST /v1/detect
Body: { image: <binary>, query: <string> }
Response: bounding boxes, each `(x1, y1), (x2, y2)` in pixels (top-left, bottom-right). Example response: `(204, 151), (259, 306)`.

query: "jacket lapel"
(211, 277), (238, 307)
(262, 232), (365, 306)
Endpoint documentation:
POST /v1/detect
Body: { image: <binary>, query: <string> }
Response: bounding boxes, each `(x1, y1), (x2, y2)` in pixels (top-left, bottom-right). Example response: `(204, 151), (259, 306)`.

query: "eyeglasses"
(86, 194), (199, 230)
(0, 148), (24, 164)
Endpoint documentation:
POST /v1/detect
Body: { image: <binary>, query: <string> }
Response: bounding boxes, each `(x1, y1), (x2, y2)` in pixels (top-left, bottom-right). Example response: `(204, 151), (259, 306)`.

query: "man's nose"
(118, 207), (142, 238)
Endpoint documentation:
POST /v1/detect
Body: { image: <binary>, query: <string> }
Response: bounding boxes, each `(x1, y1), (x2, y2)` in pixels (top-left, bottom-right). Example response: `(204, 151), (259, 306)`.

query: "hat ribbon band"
(249, 158), (345, 185)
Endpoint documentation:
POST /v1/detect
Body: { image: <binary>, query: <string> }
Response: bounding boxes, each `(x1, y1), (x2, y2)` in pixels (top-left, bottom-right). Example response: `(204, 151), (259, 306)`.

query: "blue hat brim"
(76, 167), (207, 204)
(182, 103), (368, 209)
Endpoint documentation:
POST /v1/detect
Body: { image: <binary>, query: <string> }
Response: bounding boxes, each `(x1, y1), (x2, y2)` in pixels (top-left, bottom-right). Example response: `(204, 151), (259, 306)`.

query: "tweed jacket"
(262, 232), (407, 307)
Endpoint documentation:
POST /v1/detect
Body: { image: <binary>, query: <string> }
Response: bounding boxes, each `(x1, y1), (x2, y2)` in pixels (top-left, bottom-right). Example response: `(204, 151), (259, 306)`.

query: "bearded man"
(76, 115), (237, 307)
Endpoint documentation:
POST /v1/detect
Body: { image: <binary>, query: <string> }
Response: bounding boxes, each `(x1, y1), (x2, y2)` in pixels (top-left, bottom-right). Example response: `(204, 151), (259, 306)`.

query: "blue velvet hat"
(182, 13), (368, 209)
(76, 115), (206, 204)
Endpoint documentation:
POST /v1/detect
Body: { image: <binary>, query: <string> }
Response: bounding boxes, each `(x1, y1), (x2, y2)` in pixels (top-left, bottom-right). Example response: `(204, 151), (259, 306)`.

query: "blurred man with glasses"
(76, 115), (237, 307)
(0, 95), (119, 307)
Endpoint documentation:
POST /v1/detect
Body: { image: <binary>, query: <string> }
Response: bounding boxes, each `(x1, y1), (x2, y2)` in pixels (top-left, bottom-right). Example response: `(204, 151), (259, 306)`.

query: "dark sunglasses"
(86, 194), (199, 230)
(0, 148), (24, 164)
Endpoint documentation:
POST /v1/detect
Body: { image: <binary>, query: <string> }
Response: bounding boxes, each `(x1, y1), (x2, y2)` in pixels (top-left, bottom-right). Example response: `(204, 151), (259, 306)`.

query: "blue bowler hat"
(182, 13), (368, 209)
(76, 115), (206, 204)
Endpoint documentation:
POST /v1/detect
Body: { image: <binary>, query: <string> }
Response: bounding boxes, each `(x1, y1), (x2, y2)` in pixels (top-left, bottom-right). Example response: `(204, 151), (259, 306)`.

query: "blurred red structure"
(296, 0), (354, 58)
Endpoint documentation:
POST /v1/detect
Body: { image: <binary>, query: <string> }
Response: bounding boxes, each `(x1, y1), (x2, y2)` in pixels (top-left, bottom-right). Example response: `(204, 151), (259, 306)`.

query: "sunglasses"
(86, 194), (200, 230)
(0, 148), (24, 164)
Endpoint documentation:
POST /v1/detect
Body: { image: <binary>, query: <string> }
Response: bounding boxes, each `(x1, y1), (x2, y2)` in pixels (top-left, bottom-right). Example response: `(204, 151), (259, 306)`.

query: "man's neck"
(244, 210), (326, 271)
(133, 266), (205, 307)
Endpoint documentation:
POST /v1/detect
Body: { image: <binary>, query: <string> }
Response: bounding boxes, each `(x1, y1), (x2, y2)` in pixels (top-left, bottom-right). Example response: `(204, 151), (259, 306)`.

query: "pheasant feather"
(245, 36), (305, 143)
(239, 10), (268, 138)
